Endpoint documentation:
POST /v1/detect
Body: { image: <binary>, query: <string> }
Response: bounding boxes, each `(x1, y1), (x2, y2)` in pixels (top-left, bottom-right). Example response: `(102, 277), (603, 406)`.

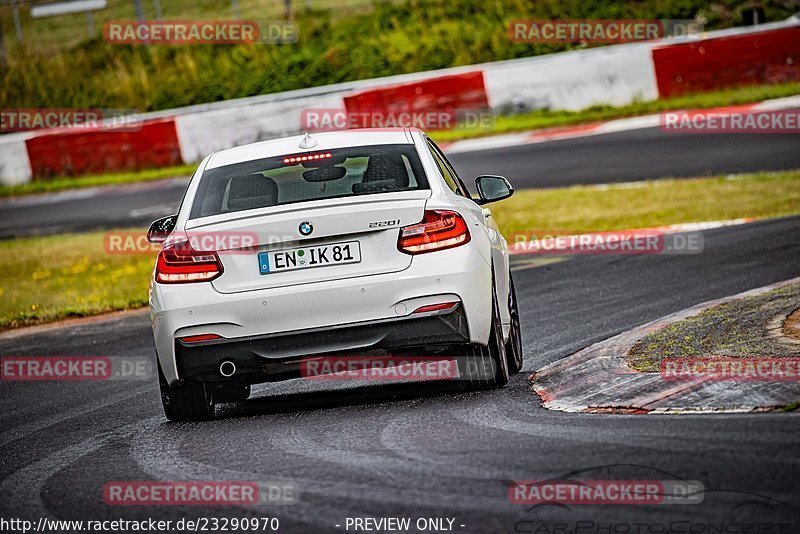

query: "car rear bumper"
(174, 305), (469, 383)
(151, 245), (491, 384)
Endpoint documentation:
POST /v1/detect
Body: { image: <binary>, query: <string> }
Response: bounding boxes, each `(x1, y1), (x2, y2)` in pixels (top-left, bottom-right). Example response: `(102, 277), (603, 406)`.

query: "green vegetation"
(0, 230), (155, 329)
(783, 401), (800, 412)
(2, 169), (799, 330)
(0, 0), (373, 51)
(0, 164), (196, 198)
(2, 0), (797, 111)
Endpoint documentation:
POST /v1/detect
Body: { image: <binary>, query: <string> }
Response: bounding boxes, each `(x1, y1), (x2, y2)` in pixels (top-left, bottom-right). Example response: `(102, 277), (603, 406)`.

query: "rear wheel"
(157, 358), (215, 421)
(458, 281), (509, 389)
(505, 275), (523, 375)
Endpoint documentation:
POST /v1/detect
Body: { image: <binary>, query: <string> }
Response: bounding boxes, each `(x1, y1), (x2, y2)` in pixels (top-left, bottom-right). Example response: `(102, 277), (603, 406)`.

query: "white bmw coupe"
(148, 128), (522, 420)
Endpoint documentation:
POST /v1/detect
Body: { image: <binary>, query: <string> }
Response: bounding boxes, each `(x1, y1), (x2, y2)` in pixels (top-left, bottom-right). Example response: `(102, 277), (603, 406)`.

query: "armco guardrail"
(1, 17), (797, 185)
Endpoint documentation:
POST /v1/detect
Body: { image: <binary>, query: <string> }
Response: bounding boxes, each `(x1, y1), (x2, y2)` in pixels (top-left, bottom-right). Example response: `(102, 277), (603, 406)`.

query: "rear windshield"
(190, 143), (428, 219)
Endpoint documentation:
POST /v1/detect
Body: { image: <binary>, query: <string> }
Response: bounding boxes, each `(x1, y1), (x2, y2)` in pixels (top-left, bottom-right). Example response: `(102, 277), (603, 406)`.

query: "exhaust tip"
(219, 360), (236, 378)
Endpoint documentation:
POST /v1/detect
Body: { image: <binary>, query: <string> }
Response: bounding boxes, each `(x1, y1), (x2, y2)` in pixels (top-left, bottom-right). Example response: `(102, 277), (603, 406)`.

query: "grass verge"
(0, 164), (196, 199)
(489, 170), (800, 236)
(2, 169), (799, 331)
(0, 232), (155, 330)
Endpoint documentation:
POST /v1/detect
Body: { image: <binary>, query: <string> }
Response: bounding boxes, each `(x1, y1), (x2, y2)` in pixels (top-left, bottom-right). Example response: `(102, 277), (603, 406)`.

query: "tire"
(505, 274), (524, 375)
(157, 358), (215, 422)
(458, 279), (509, 390)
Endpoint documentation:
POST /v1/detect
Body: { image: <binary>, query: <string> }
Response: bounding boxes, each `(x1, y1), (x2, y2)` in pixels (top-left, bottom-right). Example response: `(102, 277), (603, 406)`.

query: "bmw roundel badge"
(299, 221), (313, 236)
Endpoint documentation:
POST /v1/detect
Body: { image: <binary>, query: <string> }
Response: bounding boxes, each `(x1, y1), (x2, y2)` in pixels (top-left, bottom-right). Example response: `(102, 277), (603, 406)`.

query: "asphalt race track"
(2, 126), (800, 238)
(447, 128), (800, 187)
(2, 216), (799, 532)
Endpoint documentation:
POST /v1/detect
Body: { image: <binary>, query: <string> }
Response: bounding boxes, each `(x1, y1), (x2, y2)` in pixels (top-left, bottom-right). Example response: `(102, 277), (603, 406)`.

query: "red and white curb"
(443, 95), (800, 155)
(531, 276), (800, 414)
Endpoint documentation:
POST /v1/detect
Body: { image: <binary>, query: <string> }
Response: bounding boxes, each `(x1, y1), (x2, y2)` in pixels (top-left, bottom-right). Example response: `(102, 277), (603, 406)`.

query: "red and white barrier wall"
(25, 119), (182, 179)
(653, 25), (800, 97)
(1, 18), (798, 185)
(343, 71), (489, 115)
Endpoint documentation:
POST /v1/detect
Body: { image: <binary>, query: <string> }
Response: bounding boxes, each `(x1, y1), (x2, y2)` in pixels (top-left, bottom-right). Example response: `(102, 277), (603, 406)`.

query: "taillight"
(397, 210), (471, 254)
(155, 242), (223, 284)
(178, 334), (222, 343)
(413, 301), (460, 314)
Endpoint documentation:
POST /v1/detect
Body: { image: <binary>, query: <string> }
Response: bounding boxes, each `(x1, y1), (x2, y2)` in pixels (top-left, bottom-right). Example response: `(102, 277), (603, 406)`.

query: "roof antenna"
(298, 132), (318, 149)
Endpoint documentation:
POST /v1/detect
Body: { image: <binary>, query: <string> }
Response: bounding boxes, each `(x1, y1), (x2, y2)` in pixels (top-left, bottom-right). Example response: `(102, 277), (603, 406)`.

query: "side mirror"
(147, 214), (178, 244)
(475, 175), (513, 204)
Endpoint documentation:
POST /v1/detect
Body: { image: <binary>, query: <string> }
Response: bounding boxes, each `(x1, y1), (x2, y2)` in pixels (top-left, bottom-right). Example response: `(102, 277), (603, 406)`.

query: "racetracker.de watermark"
(103, 481), (298, 506)
(661, 109), (800, 133)
(104, 20), (297, 44)
(508, 479), (705, 505)
(104, 231), (260, 255)
(660, 357), (800, 381)
(509, 19), (703, 43)
(1, 517), (281, 533)
(0, 356), (152, 381)
(509, 230), (704, 255)
(301, 108), (493, 132)
(300, 355), (460, 381)
(0, 108), (141, 133)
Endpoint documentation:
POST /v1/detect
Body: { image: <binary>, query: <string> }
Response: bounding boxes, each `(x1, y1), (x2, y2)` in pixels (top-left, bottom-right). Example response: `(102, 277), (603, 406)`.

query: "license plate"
(259, 241), (361, 274)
